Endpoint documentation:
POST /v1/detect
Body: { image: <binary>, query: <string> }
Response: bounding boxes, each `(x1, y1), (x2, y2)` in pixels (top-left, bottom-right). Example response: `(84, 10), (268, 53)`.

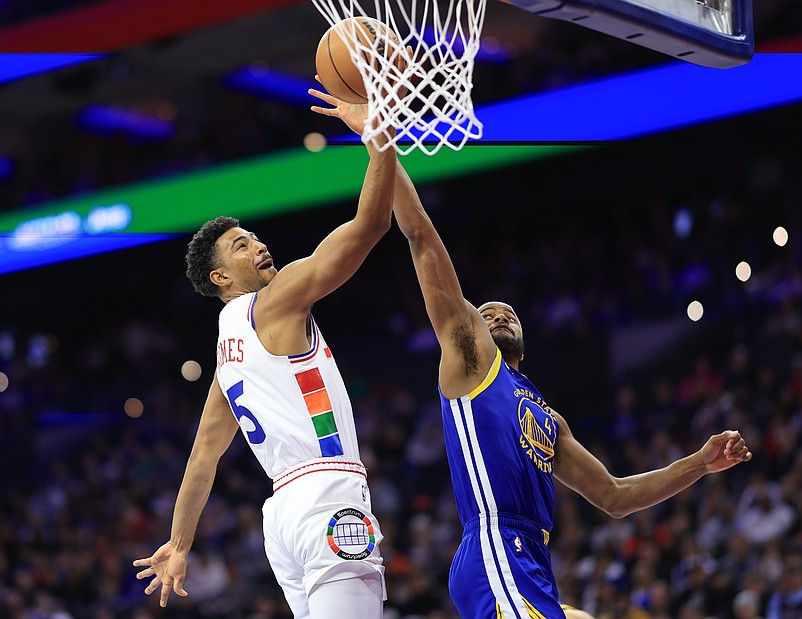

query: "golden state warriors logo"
(517, 397), (556, 474)
(327, 508), (377, 560)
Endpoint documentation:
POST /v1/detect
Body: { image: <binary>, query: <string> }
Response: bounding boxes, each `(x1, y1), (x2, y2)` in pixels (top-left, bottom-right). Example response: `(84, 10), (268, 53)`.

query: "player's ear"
(210, 268), (229, 288)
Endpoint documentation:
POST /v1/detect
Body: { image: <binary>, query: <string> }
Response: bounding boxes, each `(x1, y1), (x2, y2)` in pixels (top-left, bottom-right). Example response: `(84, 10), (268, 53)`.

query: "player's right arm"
(258, 130), (397, 317)
(392, 163), (497, 398)
(133, 376), (239, 607)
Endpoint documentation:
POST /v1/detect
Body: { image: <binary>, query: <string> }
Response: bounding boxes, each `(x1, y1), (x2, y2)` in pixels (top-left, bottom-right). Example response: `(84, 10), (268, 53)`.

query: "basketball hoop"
(312, 0), (487, 156)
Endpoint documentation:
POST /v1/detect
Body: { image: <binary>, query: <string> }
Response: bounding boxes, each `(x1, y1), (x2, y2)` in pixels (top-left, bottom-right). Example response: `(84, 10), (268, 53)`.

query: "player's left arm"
(552, 411), (751, 518)
(133, 376), (240, 606)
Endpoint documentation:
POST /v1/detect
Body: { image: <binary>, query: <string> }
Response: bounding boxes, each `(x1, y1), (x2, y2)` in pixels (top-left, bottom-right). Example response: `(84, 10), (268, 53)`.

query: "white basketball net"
(312, 0), (487, 156)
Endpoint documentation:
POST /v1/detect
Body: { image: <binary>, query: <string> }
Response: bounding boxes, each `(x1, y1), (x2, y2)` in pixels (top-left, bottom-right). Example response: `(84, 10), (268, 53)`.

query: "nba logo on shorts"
(327, 508), (377, 560)
(514, 536), (522, 553)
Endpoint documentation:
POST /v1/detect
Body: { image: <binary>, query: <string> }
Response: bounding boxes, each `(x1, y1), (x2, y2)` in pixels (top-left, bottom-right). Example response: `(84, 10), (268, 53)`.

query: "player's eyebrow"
(230, 234), (248, 249)
(482, 305), (514, 315)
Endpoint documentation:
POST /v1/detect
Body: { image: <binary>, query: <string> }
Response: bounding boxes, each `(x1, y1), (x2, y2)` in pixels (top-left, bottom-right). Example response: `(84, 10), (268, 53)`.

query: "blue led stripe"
(0, 233), (177, 275)
(78, 104), (175, 140)
(0, 54), (105, 84)
(333, 53), (802, 144)
(224, 66), (318, 107)
(477, 53), (802, 141)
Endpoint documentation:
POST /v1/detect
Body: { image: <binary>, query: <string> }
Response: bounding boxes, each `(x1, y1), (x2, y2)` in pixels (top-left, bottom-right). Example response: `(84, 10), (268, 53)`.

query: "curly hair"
(185, 216), (240, 297)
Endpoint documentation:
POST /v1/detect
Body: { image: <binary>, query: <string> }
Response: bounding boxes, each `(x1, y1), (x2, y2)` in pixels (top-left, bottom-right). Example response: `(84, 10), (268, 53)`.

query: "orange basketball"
(315, 18), (404, 104)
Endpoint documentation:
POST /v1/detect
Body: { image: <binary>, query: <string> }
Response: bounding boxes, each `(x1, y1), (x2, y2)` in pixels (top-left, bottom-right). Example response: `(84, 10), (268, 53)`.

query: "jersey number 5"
(226, 380), (266, 445)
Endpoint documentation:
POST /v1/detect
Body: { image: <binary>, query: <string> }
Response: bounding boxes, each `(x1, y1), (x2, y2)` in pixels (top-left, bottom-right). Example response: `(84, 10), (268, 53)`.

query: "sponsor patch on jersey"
(327, 508), (376, 560)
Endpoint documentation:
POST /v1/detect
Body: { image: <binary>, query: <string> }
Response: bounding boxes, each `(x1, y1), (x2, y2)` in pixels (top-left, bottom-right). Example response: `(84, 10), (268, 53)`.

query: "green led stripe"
(0, 145), (583, 233)
(311, 411), (338, 437)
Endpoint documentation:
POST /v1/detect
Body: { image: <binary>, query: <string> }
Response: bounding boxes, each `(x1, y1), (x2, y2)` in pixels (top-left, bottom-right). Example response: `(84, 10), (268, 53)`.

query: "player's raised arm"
(392, 162), (503, 395)
(261, 115), (396, 316)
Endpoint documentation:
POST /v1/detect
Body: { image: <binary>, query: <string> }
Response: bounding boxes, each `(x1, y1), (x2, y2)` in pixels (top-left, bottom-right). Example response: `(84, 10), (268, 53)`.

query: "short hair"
(477, 301), (518, 317)
(185, 216), (240, 297)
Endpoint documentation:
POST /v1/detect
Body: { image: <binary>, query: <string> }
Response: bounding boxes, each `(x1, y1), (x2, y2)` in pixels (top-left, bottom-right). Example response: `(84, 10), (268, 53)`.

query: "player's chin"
(259, 267), (277, 281)
(493, 333), (524, 357)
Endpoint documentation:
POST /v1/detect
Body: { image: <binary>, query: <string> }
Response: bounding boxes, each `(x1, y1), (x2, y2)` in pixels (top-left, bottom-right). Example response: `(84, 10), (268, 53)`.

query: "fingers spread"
(144, 576), (161, 595)
(310, 105), (337, 117)
(160, 581), (173, 607)
(174, 576), (188, 597)
(308, 88), (334, 104)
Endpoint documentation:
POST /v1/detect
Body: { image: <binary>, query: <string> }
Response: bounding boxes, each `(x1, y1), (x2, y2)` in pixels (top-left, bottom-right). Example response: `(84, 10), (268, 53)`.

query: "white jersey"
(215, 292), (362, 479)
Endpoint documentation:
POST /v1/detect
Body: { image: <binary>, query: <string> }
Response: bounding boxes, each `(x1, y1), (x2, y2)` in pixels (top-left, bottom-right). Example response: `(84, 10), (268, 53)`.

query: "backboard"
(502, 0), (754, 68)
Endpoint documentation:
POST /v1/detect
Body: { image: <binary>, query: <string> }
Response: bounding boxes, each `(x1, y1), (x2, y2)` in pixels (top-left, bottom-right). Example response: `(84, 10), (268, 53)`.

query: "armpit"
(452, 324), (479, 375)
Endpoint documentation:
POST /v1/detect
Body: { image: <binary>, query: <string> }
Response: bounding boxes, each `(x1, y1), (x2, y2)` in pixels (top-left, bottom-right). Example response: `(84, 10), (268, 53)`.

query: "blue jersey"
(440, 348), (564, 619)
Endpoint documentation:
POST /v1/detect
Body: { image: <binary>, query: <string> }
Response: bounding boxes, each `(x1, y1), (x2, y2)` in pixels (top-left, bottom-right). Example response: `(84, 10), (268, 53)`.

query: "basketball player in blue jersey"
(133, 128), (397, 619)
(310, 87), (753, 619)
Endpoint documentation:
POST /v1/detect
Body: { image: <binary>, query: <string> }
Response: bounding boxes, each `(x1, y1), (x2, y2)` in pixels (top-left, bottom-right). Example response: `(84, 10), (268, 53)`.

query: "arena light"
(0, 144), (579, 275)
(0, 200), (178, 274)
(0, 233), (178, 275)
(0, 157), (12, 179)
(124, 397), (144, 418)
(0, 54), (104, 84)
(181, 360), (203, 382)
(735, 261), (751, 282)
(303, 132), (328, 152)
(2, 55), (800, 274)
(224, 64), (318, 107)
(687, 300), (704, 321)
(332, 53), (802, 144)
(77, 104), (175, 140)
(478, 53), (802, 141)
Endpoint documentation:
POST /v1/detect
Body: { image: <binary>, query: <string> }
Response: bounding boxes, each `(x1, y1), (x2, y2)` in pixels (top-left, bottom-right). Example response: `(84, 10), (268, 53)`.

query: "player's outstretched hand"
(309, 77), (369, 136)
(133, 541), (189, 607)
(699, 430), (752, 474)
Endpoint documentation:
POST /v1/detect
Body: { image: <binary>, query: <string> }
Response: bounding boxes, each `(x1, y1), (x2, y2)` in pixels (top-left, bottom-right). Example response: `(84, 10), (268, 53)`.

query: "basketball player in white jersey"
(133, 129), (396, 619)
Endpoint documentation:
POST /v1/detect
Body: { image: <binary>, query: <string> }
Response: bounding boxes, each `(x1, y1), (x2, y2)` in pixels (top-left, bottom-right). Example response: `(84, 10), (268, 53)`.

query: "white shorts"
(262, 458), (386, 617)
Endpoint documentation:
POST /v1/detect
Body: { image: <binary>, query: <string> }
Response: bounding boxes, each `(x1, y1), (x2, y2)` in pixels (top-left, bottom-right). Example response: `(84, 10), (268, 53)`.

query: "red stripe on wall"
(0, 0), (305, 52)
(759, 36), (802, 52)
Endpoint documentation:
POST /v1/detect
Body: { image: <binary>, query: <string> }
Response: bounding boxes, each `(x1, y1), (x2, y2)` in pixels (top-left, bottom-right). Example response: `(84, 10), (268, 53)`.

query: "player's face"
(215, 227), (278, 293)
(480, 303), (524, 360)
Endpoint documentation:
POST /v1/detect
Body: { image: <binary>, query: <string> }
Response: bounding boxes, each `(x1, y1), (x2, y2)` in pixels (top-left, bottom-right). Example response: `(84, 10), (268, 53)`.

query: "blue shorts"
(449, 514), (565, 619)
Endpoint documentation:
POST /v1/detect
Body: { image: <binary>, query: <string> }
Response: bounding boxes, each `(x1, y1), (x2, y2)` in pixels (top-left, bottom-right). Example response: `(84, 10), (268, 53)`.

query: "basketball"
(315, 17), (403, 104)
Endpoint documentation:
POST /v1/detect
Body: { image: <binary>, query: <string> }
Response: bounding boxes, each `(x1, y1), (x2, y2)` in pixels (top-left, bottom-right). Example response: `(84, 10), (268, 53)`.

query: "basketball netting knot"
(313, 0), (487, 156)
